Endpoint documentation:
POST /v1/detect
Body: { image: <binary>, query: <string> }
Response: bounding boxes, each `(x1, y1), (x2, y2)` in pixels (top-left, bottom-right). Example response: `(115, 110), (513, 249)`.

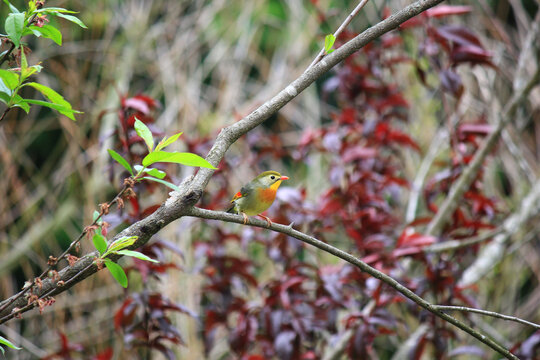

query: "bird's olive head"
(255, 171), (289, 187)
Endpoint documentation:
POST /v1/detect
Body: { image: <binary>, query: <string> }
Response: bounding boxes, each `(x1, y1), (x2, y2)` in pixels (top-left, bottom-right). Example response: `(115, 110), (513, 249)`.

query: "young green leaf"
(107, 236), (138, 254)
(36, 7), (78, 14)
(324, 34), (336, 54)
(116, 249), (159, 263)
(19, 44), (28, 71)
(134, 118), (154, 153)
(20, 64), (43, 80)
(107, 149), (133, 175)
(93, 210), (100, 222)
(0, 92), (11, 105)
(12, 102), (30, 113)
(104, 260), (128, 288)
(144, 168), (166, 179)
(22, 99), (73, 112)
(56, 13), (87, 28)
(0, 70), (19, 90)
(29, 24), (62, 45)
(3, 0), (20, 14)
(11, 96), (30, 113)
(133, 165), (166, 179)
(92, 234), (108, 255)
(142, 151), (216, 169)
(5, 13), (24, 46)
(141, 176), (181, 191)
(155, 132), (183, 152)
(0, 335), (21, 351)
(23, 82), (79, 120)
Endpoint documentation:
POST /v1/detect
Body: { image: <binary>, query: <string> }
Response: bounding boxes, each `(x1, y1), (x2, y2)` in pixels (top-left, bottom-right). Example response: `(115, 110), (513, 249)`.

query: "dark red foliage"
(41, 332), (84, 360)
(114, 292), (196, 359)
(94, 4), (510, 358)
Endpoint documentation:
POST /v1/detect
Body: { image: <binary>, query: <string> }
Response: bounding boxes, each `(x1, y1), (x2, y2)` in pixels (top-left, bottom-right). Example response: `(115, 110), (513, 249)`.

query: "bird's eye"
(270, 175), (276, 180)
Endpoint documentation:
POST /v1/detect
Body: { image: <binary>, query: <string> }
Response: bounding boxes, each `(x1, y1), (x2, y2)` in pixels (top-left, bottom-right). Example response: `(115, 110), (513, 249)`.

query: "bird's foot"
(241, 212), (249, 225)
(258, 214), (273, 227)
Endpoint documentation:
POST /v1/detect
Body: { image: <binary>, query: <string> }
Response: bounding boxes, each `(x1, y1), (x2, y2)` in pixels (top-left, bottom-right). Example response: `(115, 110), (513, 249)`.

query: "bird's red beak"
(280, 175), (289, 181)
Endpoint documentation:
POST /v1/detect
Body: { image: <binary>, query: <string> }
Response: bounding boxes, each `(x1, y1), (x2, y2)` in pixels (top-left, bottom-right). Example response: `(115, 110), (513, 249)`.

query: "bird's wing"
(230, 185), (252, 202)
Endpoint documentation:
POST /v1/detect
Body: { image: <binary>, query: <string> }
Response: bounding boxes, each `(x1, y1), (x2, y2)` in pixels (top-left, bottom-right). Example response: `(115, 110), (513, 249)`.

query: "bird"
(227, 170), (289, 226)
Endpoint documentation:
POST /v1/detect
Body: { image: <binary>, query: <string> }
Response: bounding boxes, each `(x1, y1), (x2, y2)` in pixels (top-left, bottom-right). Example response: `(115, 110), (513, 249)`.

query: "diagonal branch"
(433, 305), (540, 330)
(0, 0), (445, 324)
(183, 207), (518, 360)
(308, 0), (371, 69)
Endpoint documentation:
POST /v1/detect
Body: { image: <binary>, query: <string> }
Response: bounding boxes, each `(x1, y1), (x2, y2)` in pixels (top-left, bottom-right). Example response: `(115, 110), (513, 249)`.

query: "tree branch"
(433, 305), (540, 330)
(182, 207), (518, 359)
(0, 0), (445, 325)
(308, 0), (370, 69)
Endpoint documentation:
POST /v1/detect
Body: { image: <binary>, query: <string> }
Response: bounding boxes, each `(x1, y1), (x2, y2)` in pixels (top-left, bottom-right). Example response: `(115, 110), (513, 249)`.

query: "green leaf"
(92, 210), (100, 222)
(155, 132), (183, 152)
(56, 13), (87, 28)
(20, 64), (42, 81)
(0, 91), (11, 105)
(134, 118), (154, 153)
(0, 335), (21, 350)
(141, 176), (180, 191)
(20, 45), (27, 70)
(145, 167), (166, 179)
(324, 34), (336, 54)
(36, 7), (78, 14)
(28, 24), (62, 45)
(117, 250), (159, 263)
(92, 234), (108, 255)
(5, 13), (24, 46)
(24, 82), (79, 120)
(21, 98), (76, 113)
(3, 0), (20, 13)
(107, 236), (138, 254)
(27, 0), (36, 13)
(107, 149), (133, 175)
(12, 99), (30, 113)
(142, 151), (216, 169)
(104, 260), (128, 288)
(0, 70), (19, 90)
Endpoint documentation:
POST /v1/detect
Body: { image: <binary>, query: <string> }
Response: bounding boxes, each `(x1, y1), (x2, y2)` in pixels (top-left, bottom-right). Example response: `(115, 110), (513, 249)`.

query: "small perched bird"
(227, 170), (289, 226)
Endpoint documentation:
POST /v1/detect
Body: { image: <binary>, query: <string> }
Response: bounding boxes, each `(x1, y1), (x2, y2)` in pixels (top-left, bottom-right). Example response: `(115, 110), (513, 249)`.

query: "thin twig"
(0, 261), (97, 324)
(406, 128), (447, 223)
(434, 305), (540, 329)
(0, 107), (11, 122)
(424, 227), (503, 253)
(184, 207), (518, 360)
(0, 42), (15, 67)
(307, 0), (370, 70)
(0, 183), (130, 315)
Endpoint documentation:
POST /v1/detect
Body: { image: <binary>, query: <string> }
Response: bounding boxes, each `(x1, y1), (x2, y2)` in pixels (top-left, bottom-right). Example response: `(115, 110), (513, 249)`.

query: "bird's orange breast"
(257, 180), (282, 204)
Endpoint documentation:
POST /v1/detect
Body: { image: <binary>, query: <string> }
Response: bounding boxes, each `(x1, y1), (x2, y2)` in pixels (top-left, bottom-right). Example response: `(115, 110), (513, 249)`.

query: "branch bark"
(0, 0), (448, 322)
(433, 305), (540, 330)
(182, 207), (518, 360)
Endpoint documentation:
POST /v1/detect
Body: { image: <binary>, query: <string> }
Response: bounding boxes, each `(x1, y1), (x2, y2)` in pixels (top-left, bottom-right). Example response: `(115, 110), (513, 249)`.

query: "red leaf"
(426, 5), (472, 18)
(435, 25), (483, 48)
(451, 45), (493, 66)
(439, 69), (463, 98)
(342, 146), (377, 162)
(459, 123), (493, 135)
(92, 348), (114, 360)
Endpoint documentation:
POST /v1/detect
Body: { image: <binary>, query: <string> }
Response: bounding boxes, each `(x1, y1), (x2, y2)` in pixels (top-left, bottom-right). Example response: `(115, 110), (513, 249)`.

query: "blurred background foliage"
(1, 0), (539, 359)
